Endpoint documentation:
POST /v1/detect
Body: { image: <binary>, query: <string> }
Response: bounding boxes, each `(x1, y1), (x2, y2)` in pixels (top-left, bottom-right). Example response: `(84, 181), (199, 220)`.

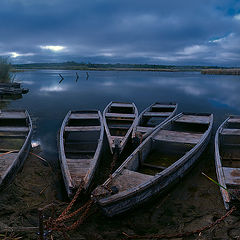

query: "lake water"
(1, 69), (240, 165)
(1, 70), (240, 238)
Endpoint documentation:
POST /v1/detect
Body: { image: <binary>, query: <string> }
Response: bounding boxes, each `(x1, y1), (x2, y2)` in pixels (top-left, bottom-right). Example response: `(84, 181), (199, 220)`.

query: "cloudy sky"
(0, 0), (240, 66)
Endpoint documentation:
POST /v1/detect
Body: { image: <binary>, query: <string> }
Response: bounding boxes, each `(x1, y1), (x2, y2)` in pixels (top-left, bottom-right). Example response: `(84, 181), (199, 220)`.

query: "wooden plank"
(143, 112), (171, 117)
(222, 129), (240, 136)
(136, 126), (154, 133)
(105, 113), (135, 118)
(112, 169), (153, 192)
(223, 167), (240, 186)
(228, 118), (240, 124)
(65, 126), (100, 132)
(0, 153), (18, 176)
(175, 115), (210, 124)
(142, 163), (166, 170)
(0, 127), (29, 132)
(153, 130), (202, 145)
(152, 104), (176, 108)
(111, 103), (133, 108)
(0, 111), (26, 119)
(70, 113), (99, 119)
(109, 126), (129, 130)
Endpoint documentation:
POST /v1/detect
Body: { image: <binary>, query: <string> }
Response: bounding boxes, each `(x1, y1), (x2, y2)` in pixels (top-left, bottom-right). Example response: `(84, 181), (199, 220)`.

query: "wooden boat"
(0, 82), (28, 95)
(215, 115), (240, 210)
(92, 112), (213, 216)
(0, 110), (32, 189)
(132, 102), (178, 142)
(103, 101), (138, 154)
(58, 110), (104, 198)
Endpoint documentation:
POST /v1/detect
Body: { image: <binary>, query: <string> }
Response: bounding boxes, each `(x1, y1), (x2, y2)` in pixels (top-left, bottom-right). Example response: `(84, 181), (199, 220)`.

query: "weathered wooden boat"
(0, 87), (28, 95)
(0, 110), (32, 189)
(0, 82), (21, 88)
(58, 110), (104, 198)
(103, 101), (138, 154)
(215, 115), (240, 210)
(132, 102), (178, 142)
(92, 112), (213, 216)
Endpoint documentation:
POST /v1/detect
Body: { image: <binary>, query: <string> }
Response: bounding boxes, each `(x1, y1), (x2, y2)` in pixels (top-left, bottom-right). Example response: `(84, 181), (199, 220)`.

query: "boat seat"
(151, 104), (176, 109)
(143, 112), (171, 117)
(223, 167), (240, 186)
(175, 115), (210, 124)
(105, 113), (135, 118)
(0, 112), (26, 119)
(136, 126), (154, 133)
(153, 130), (202, 145)
(221, 129), (240, 136)
(111, 169), (153, 192)
(0, 127), (29, 132)
(65, 126), (101, 132)
(70, 113), (99, 119)
(228, 118), (240, 124)
(111, 103), (133, 108)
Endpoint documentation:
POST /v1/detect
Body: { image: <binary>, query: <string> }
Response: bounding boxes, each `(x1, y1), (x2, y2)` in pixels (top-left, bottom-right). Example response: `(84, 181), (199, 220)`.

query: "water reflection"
(4, 70), (240, 162)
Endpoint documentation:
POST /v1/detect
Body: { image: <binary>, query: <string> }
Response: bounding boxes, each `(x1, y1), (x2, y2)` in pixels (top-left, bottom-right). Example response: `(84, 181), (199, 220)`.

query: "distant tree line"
(14, 61), (224, 71)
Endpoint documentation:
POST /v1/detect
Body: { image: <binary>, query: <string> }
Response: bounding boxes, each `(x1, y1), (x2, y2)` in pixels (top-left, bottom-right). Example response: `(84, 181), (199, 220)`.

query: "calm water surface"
(1, 69), (240, 237)
(1, 70), (240, 164)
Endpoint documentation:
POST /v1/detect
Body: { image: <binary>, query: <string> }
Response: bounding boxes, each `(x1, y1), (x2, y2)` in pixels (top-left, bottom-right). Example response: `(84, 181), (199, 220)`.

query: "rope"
(122, 206), (236, 239)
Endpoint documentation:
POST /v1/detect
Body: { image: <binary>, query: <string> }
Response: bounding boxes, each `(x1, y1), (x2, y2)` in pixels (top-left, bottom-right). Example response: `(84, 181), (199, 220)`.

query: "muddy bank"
(0, 144), (240, 240)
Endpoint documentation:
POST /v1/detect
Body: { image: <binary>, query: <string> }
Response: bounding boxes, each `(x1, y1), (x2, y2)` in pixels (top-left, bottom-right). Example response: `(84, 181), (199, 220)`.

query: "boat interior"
(106, 103), (135, 137)
(110, 114), (211, 193)
(0, 111), (29, 178)
(64, 112), (101, 160)
(219, 117), (240, 193)
(140, 103), (176, 128)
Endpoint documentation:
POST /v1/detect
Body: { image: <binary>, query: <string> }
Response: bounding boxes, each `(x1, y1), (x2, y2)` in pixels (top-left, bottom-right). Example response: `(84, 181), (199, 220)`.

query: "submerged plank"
(105, 113), (135, 118)
(223, 167), (240, 186)
(175, 115), (210, 124)
(153, 130), (202, 145)
(65, 126), (101, 132)
(143, 112), (171, 117)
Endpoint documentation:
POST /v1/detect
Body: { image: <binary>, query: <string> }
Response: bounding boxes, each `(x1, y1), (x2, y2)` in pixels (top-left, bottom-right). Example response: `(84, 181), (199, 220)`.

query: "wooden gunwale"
(96, 112), (213, 215)
(215, 116), (235, 210)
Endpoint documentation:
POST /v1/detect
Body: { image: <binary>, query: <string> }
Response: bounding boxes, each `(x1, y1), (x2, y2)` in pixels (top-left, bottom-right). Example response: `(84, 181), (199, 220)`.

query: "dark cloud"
(0, 0), (239, 66)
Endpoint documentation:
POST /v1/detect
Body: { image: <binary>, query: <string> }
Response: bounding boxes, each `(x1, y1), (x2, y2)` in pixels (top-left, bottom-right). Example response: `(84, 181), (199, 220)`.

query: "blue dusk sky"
(0, 0), (240, 66)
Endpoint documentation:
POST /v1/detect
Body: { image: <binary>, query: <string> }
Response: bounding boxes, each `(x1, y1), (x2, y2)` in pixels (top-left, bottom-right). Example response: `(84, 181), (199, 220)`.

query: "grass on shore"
(0, 57), (12, 83)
